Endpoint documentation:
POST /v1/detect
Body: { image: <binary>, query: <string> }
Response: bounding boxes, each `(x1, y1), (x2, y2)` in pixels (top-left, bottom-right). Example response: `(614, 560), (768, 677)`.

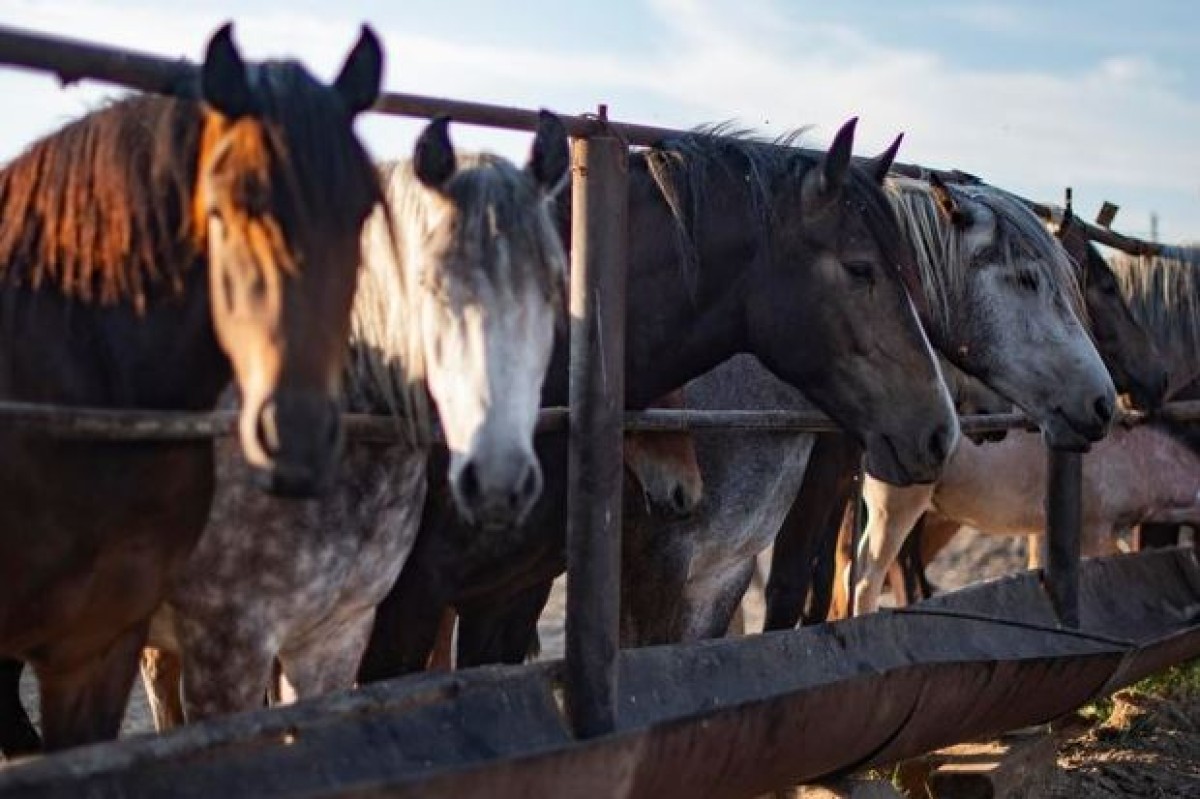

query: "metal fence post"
(1042, 448), (1082, 627)
(565, 115), (628, 738)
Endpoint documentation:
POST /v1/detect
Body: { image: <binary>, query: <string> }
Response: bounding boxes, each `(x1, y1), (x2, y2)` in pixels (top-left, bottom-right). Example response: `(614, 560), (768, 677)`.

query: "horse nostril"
(459, 461), (481, 505)
(255, 400), (282, 458)
(514, 462), (542, 510)
(1093, 394), (1114, 425)
(670, 484), (689, 514)
(926, 423), (951, 464)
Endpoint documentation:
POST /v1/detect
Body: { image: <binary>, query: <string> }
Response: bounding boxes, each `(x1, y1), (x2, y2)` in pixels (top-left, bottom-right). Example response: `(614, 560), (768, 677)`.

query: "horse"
(619, 181), (1128, 645)
(127, 115), (570, 728)
(357, 119), (961, 680)
(761, 193), (1137, 632)
(0, 25), (383, 751)
(849, 234), (1171, 616)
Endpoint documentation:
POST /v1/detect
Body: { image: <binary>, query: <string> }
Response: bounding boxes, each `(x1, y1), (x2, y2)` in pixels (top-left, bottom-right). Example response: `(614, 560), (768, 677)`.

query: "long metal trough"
(0, 547), (1195, 798)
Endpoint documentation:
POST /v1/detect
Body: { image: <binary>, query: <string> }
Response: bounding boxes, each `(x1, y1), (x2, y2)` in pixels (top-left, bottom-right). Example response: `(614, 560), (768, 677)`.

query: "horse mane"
(640, 125), (910, 297)
(1108, 245), (1200, 367)
(0, 61), (380, 310)
(0, 95), (204, 307)
(885, 178), (1084, 337)
(344, 154), (567, 441)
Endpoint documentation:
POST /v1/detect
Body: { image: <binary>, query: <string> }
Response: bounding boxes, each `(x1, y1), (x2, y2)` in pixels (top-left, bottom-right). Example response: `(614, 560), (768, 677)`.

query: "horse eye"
(1015, 271), (1039, 292)
(844, 261), (875, 285)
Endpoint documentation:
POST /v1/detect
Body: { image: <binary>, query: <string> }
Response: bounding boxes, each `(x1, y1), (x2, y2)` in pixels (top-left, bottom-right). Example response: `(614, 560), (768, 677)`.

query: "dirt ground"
(14, 529), (1200, 799)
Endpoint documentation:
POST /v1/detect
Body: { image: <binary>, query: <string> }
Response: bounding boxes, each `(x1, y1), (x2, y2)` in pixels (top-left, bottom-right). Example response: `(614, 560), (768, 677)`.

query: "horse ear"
(201, 23), (254, 119)
(334, 25), (384, 117)
(865, 133), (903, 184)
(414, 116), (456, 190)
(929, 173), (972, 229)
(822, 117), (857, 193)
(802, 117), (856, 209)
(526, 110), (569, 192)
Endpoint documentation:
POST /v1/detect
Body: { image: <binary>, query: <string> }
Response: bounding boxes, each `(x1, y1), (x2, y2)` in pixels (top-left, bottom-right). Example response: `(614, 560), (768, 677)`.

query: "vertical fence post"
(565, 113), (628, 739)
(1042, 448), (1082, 627)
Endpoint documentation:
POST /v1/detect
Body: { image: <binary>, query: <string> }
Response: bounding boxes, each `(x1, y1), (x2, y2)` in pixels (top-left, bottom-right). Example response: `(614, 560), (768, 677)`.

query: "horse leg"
(852, 480), (933, 616)
(828, 503), (856, 621)
(764, 434), (860, 630)
(177, 619), (274, 723)
(358, 557), (449, 683)
(456, 580), (553, 668)
(426, 608), (456, 672)
(1027, 533), (1043, 570)
(0, 657), (41, 757)
(139, 646), (185, 731)
(34, 620), (147, 750)
(277, 611), (375, 702)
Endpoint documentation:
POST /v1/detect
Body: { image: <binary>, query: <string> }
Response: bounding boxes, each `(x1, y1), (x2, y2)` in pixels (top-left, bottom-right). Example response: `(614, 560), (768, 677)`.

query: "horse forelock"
(886, 179), (1085, 338)
(235, 61), (383, 233)
(1110, 246), (1200, 370)
(344, 154), (566, 442)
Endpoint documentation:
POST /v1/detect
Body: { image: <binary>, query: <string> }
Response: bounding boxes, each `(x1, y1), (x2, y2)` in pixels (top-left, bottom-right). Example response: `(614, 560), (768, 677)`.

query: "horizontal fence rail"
(1, 399), (1198, 442)
(0, 23), (1170, 258)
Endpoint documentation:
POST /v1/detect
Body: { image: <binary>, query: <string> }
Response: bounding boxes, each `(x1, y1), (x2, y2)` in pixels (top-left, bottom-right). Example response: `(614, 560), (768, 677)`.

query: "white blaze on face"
(423, 268), (556, 522)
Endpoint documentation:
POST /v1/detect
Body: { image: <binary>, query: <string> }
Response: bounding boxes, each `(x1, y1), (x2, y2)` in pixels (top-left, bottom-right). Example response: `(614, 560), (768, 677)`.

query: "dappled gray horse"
(621, 179), (1116, 646)
(140, 114), (569, 726)
(852, 238), (1171, 615)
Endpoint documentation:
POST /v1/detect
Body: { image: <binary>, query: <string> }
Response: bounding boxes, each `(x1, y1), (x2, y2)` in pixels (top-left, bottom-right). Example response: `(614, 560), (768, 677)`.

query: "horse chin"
(250, 462), (328, 498)
(1040, 413), (1096, 453)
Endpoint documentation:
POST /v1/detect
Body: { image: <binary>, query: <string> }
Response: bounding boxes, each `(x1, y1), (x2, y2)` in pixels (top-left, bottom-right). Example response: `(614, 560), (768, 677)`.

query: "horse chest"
(165, 442), (426, 637)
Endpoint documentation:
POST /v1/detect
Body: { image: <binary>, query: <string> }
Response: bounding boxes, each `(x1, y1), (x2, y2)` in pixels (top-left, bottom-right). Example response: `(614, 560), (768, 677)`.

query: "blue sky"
(0, 0), (1198, 241)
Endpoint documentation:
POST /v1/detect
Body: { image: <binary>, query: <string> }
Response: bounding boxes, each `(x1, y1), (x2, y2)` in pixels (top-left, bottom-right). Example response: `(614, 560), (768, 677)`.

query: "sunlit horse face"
(197, 25), (383, 496)
(751, 120), (958, 486)
(412, 114), (568, 529)
(916, 179), (1116, 451)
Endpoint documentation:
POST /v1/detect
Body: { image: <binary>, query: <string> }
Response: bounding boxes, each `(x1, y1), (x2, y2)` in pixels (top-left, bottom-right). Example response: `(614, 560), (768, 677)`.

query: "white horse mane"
(885, 178), (1084, 336)
(343, 154), (567, 443)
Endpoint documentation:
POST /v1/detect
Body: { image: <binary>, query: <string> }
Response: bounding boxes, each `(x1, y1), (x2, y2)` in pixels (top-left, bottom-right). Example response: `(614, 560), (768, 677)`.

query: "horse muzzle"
(243, 391), (343, 497)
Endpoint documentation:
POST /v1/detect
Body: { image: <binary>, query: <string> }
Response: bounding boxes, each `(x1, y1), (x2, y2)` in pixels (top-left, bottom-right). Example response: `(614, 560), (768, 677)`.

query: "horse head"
(891, 176), (1116, 451)
(197, 24), (384, 495)
(404, 113), (568, 530)
(1056, 214), (1168, 412)
(623, 390), (704, 518)
(746, 120), (958, 485)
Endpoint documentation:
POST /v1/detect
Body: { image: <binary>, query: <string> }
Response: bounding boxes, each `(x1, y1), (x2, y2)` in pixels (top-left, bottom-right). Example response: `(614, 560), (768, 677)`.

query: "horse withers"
(0, 25), (383, 751)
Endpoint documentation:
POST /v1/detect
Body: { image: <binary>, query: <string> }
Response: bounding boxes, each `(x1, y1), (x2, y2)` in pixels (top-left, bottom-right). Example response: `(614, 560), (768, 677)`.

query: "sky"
(0, 0), (1197, 241)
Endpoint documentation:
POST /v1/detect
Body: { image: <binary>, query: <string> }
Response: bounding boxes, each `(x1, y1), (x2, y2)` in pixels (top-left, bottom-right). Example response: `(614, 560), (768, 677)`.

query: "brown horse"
(0, 24), (383, 750)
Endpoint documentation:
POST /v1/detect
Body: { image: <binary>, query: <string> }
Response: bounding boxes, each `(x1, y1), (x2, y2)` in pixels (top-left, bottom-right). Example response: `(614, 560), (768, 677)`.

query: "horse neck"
(342, 199), (428, 419)
(552, 158), (755, 408)
(0, 266), (230, 410)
